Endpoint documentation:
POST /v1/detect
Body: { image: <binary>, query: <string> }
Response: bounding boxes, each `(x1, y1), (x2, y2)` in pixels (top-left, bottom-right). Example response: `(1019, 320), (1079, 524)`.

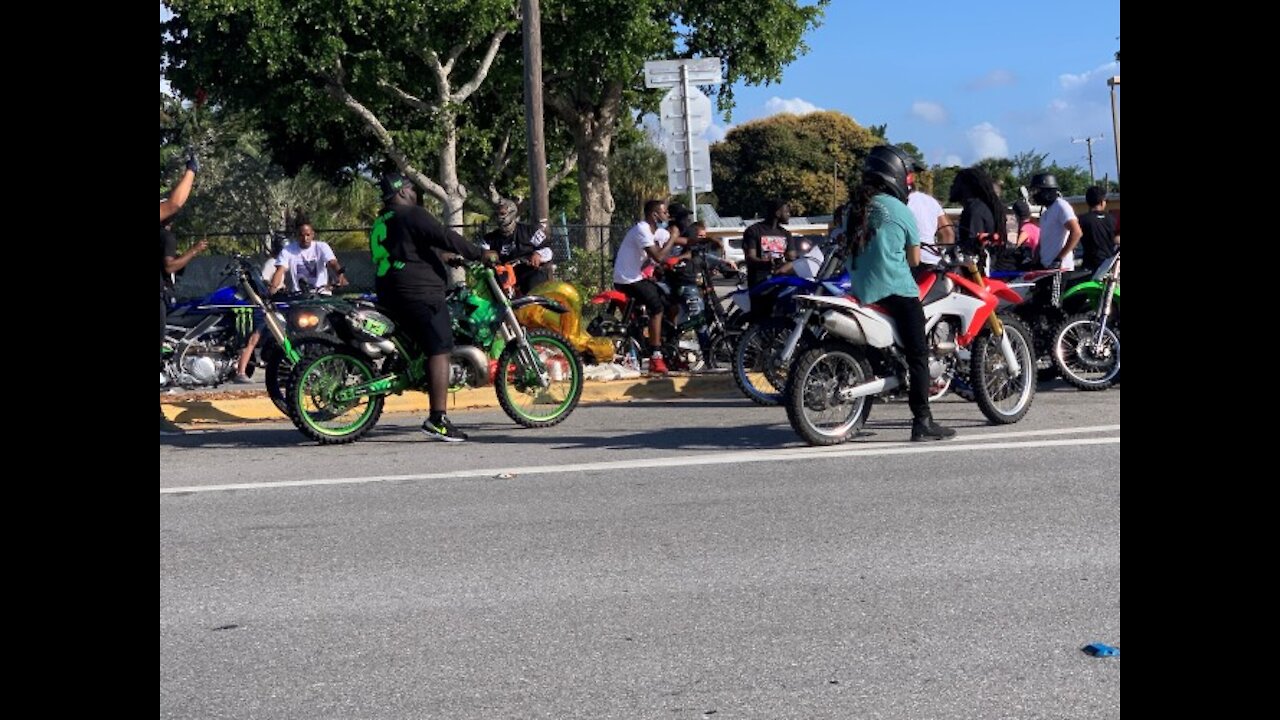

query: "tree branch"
(548, 150), (578, 191)
(453, 27), (509, 102)
(324, 63), (447, 203)
(377, 80), (435, 114)
(423, 49), (451, 100)
(442, 44), (464, 76)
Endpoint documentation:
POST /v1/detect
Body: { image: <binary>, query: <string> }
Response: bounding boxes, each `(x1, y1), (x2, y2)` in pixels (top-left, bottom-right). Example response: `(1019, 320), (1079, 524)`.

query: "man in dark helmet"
(843, 145), (955, 442)
(482, 198), (552, 295)
(369, 172), (496, 442)
(1029, 172), (1082, 270)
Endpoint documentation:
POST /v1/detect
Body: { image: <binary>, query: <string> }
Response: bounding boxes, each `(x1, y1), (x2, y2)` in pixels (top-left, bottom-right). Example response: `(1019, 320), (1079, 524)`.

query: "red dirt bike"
(783, 247), (1037, 446)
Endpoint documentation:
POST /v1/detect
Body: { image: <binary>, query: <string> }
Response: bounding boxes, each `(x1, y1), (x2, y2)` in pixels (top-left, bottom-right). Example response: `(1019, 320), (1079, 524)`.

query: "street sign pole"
(680, 64), (697, 222)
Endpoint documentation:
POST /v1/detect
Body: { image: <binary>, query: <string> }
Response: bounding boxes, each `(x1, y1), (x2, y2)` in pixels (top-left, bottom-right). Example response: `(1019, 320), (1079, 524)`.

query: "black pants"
(875, 294), (930, 418)
(379, 290), (454, 356)
(514, 264), (550, 296)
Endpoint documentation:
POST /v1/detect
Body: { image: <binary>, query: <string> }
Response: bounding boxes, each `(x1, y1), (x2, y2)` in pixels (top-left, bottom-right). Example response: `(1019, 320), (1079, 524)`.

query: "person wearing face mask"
(482, 198), (553, 295)
(1029, 173), (1082, 271)
(612, 199), (683, 374)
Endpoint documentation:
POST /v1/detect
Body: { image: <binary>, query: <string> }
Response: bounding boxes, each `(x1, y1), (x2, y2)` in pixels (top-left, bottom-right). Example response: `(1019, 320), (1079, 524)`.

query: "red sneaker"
(649, 355), (669, 374)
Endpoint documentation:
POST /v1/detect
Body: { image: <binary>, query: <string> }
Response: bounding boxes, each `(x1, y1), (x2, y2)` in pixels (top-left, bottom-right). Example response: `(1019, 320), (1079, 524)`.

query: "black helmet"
(1029, 173), (1060, 204)
(379, 172), (411, 201)
(862, 145), (912, 202)
(1030, 173), (1059, 191)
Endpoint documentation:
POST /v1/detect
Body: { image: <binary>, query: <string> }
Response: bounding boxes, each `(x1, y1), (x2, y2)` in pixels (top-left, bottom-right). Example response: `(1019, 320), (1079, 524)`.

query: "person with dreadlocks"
(844, 145), (956, 442)
(482, 198), (553, 295)
(948, 166), (1008, 274)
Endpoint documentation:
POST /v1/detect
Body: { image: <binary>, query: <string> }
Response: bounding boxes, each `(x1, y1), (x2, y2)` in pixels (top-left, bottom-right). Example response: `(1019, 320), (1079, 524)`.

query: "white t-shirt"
(1037, 197), (1077, 271)
(275, 240), (338, 293)
(613, 222), (657, 284)
(907, 191), (944, 264)
(259, 258), (277, 283)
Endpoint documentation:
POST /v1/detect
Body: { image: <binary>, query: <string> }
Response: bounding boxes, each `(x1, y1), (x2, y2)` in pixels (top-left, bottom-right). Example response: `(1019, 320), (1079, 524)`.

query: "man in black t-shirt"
(1077, 186), (1118, 273)
(370, 173), (496, 442)
(742, 200), (796, 289)
(482, 198), (552, 295)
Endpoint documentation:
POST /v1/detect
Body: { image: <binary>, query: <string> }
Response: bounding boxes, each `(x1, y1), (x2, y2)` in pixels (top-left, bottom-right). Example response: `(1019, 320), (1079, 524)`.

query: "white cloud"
(966, 122), (1009, 161)
(942, 154), (965, 168)
(706, 122), (732, 143)
(911, 101), (948, 125)
(764, 96), (822, 116)
(967, 69), (1016, 90)
(1012, 61), (1120, 179)
(1059, 63), (1117, 91)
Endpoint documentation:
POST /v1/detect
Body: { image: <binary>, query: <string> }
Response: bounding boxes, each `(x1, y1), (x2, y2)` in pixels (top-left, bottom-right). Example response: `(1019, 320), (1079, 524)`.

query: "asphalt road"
(161, 386), (1120, 719)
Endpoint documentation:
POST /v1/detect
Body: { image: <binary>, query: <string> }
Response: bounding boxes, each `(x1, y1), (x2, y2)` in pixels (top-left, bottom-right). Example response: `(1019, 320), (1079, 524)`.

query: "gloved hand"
(185, 151), (200, 174)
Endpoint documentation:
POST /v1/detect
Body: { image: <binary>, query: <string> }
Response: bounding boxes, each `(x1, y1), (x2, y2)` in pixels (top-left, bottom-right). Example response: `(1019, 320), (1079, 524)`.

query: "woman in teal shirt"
(845, 146), (955, 442)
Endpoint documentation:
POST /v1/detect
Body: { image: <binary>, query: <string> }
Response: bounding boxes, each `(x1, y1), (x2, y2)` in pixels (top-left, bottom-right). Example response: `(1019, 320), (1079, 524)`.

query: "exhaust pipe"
(820, 310), (867, 344)
(451, 345), (490, 387)
(837, 375), (899, 401)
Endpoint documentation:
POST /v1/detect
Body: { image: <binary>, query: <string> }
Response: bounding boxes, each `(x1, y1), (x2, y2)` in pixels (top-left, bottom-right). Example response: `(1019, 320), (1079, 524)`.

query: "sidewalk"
(160, 370), (742, 426)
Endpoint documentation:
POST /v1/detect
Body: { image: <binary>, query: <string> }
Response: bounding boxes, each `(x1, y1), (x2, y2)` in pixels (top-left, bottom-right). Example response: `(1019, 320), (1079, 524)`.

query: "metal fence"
(170, 223), (633, 301)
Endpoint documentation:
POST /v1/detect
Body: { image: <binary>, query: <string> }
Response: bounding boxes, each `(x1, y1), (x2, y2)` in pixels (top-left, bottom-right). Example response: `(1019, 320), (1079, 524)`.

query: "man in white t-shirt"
(1030, 173), (1082, 271)
(612, 199), (682, 374)
(269, 221), (348, 295)
(905, 159), (954, 266)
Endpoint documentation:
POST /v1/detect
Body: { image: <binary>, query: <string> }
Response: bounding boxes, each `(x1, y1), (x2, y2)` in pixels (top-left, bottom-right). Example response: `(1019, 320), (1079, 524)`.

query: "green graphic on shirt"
(370, 211), (395, 278)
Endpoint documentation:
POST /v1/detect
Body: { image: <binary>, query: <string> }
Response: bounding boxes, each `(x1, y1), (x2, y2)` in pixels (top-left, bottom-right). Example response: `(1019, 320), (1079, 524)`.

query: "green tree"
(608, 128), (669, 225)
(540, 0), (828, 238)
(160, 93), (379, 251)
(163, 0), (520, 227)
(711, 110), (879, 218)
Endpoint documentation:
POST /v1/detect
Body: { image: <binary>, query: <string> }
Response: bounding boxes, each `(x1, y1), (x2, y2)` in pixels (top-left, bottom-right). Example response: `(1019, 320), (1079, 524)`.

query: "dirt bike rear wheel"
(785, 342), (874, 446)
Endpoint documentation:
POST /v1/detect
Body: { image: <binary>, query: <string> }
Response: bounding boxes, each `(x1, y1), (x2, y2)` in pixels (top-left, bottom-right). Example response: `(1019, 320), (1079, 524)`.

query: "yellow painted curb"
(161, 373), (741, 425)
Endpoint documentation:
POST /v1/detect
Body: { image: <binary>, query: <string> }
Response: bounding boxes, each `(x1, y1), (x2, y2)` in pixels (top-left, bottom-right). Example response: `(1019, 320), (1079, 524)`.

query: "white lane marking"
(162, 426), (1119, 495)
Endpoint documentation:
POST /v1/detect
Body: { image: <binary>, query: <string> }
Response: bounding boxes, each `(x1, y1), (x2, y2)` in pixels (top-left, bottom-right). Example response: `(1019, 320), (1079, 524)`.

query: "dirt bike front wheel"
(495, 329), (584, 428)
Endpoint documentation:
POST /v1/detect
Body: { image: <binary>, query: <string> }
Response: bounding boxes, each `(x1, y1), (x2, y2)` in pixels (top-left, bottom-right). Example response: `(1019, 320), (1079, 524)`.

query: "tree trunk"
(553, 83), (623, 254)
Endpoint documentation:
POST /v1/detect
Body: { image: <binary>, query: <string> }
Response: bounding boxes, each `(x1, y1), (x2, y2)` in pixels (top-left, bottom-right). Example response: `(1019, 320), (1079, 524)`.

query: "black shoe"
(421, 416), (468, 443)
(911, 416), (956, 442)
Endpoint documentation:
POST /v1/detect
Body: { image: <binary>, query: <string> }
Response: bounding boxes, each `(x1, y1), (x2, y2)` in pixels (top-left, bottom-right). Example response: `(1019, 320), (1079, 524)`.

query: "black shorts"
(616, 280), (668, 315)
(381, 293), (454, 355)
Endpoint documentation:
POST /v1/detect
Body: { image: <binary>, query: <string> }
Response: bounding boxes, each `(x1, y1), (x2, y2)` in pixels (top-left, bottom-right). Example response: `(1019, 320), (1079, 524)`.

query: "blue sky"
(163, 1), (1121, 179)
(705, 0), (1121, 180)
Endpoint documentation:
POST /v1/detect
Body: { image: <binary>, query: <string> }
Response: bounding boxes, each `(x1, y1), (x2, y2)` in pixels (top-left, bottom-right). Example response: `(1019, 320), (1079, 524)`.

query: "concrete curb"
(161, 373), (744, 425)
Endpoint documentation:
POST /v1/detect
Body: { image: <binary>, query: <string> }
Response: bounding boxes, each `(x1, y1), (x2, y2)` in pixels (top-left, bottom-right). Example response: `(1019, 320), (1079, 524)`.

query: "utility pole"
(522, 0), (549, 227)
(1107, 76), (1120, 184)
(1072, 135), (1105, 185)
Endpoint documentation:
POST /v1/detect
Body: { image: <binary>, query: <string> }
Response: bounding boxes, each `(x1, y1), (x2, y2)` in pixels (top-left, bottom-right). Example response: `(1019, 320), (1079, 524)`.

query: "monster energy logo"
(234, 307), (254, 339)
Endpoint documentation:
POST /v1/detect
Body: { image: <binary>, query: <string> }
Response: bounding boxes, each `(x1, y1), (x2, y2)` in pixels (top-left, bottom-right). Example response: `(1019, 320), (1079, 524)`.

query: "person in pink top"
(1012, 198), (1040, 255)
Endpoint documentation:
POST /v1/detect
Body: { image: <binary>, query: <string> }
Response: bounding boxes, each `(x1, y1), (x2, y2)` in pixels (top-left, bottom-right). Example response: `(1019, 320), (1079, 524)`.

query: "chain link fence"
(170, 223), (634, 302)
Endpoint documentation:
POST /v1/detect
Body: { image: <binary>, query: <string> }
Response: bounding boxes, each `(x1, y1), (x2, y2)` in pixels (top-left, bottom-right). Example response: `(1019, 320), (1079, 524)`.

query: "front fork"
(775, 308), (814, 367)
(966, 263), (1023, 377)
(490, 272), (550, 389)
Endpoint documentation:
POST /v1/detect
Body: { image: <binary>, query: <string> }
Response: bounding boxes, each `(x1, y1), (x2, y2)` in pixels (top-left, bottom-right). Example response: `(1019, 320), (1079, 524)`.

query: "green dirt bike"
(1050, 250), (1120, 390)
(284, 260), (584, 444)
